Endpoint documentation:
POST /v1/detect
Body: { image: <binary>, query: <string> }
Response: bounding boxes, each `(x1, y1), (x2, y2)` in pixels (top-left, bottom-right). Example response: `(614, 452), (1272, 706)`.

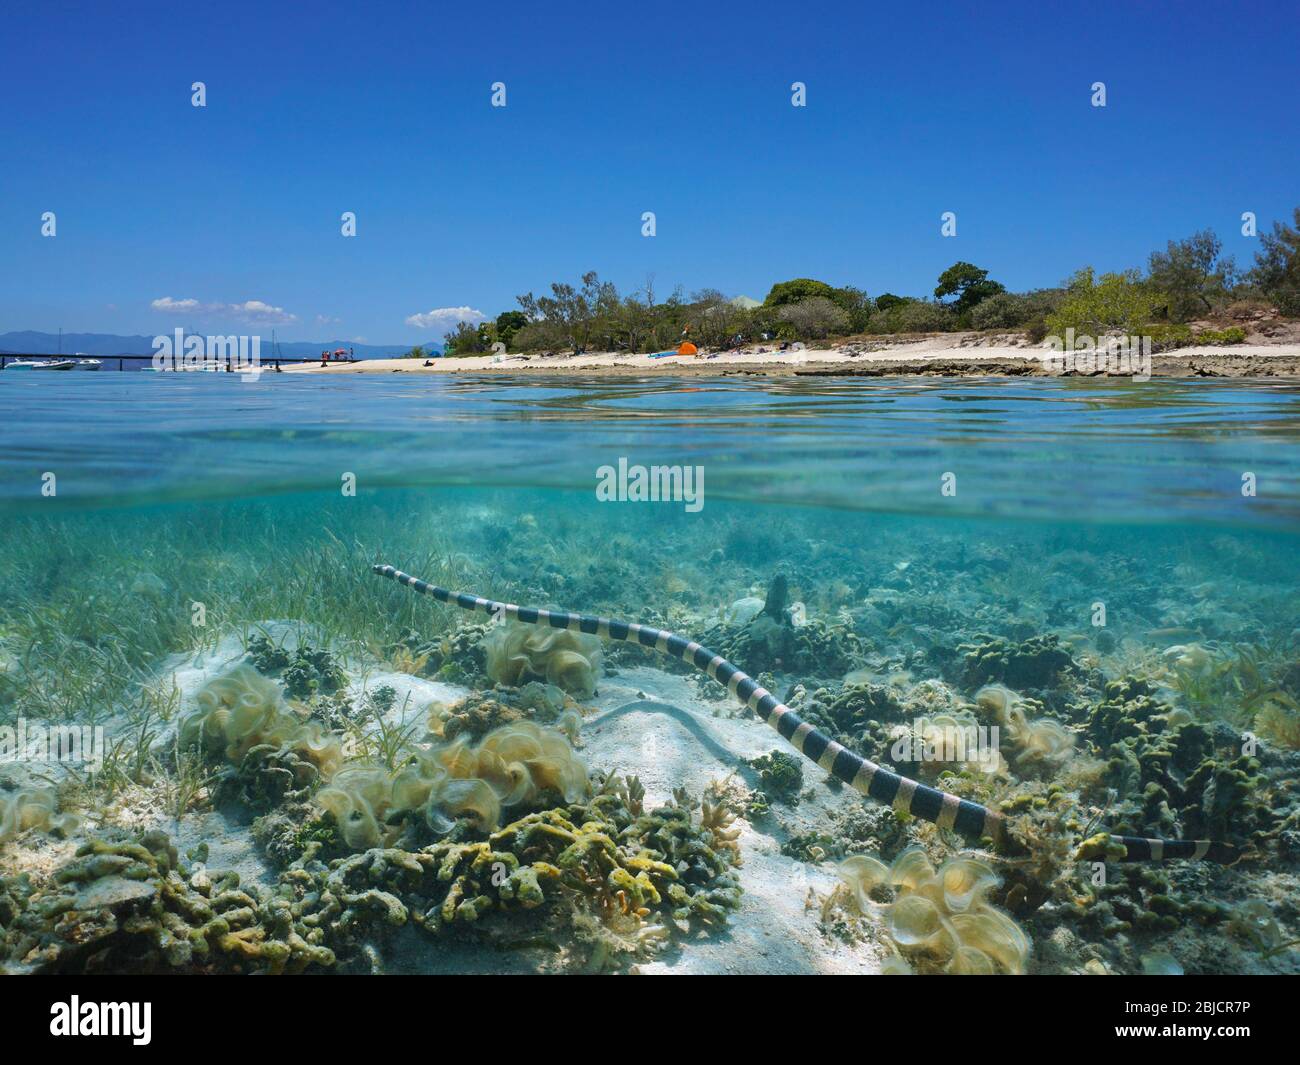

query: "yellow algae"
(837, 846), (1030, 975)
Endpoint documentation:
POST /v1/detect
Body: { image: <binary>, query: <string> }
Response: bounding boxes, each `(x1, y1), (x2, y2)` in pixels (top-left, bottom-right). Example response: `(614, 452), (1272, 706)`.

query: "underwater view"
(1, 373), (1297, 977)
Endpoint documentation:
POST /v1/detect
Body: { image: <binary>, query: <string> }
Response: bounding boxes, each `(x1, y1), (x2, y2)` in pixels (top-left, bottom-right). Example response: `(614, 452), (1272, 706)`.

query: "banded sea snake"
(372, 564), (1238, 864)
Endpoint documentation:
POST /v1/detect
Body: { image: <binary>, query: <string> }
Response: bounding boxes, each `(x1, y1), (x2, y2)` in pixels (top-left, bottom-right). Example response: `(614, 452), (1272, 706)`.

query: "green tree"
(495, 310), (528, 349)
(763, 278), (838, 307)
(834, 285), (872, 332)
(934, 262), (1006, 315)
(1249, 207), (1300, 316)
(1046, 268), (1157, 337)
(442, 321), (490, 356)
(1147, 229), (1236, 321)
(516, 271), (617, 353)
(403, 345), (427, 359)
(871, 300), (955, 334)
(764, 278), (869, 333)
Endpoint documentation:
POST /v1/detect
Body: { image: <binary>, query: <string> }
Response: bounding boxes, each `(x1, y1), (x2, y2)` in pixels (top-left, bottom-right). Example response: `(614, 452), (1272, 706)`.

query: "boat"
(73, 354), (102, 371)
(6, 359), (76, 371)
(143, 359), (226, 372)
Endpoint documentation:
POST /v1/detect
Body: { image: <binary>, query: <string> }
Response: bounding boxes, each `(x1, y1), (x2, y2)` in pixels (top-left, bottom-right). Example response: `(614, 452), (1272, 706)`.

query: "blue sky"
(1, 0), (1295, 344)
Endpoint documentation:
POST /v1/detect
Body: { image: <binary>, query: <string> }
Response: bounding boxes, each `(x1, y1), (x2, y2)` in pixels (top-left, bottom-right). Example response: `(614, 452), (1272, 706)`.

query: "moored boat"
(5, 358), (76, 371)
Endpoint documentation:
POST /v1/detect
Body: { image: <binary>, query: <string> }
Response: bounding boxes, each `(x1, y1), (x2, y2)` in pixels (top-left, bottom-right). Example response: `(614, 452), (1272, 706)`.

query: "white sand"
(282, 333), (1300, 376)
(4, 635), (877, 974)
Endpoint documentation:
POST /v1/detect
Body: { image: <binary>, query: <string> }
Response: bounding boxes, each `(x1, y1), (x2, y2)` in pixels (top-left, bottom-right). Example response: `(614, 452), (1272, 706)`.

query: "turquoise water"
(3, 373), (1300, 524)
(1, 373), (1298, 975)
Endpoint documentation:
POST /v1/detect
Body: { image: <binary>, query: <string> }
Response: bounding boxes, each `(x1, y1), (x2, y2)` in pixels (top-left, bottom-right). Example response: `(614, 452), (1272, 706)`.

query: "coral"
(0, 787), (78, 843)
(246, 634), (292, 672)
(317, 721), (590, 849)
(799, 681), (908, 735)
(482, 622), (602, 698)
(247, 635), (346, 699)
(277, 779), (742, 970)
(309, 684), (396, 733)
(744, 751), (804, 807)
(834, 846), (1030, 974)
(430, 684), (587, 746)
(782, 831), (840, 862)
(0, 831), (335, 974)
(178, 665), (344, 802)
(705, 614), (865, 678)
(1086, 676), (1166, 746)
(618, 775), (646, 816)
(427, 622), (492, 684)
(960, 634), (1077, 691)
(1081, 676), (1281, 848)
(429, 692), (525, 742)
(251, 803), (342, 867)
(700, 795), (742, 864)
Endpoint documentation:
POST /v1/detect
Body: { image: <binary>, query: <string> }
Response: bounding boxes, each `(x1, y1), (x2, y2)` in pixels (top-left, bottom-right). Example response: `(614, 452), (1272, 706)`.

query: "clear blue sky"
(1, 0), (1295, 344)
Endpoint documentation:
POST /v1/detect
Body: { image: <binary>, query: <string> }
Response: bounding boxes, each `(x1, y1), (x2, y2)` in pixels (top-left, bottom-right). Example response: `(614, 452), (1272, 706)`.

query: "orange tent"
(677, 342), (698, 356)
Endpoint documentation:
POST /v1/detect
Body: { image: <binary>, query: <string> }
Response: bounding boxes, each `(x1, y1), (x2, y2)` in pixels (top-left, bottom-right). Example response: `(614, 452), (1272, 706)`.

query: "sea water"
(1, 372), (1298, 974)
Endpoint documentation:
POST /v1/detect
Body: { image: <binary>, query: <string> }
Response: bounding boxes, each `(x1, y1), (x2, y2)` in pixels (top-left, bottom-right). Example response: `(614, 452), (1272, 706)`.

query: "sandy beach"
(284, 332), (1300, 379)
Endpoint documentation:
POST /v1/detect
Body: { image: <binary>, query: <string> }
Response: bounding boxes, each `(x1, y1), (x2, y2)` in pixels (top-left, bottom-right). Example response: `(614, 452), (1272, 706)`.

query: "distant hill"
(0, 331), (442, 359)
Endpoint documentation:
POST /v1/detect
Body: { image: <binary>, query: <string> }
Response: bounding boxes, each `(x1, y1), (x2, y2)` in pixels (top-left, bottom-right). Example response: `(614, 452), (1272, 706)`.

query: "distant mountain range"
(0, 331), (442, 359)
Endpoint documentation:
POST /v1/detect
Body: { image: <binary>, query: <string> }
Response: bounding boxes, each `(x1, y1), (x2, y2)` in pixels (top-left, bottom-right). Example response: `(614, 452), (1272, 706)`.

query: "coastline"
(283, 334), (1300, 379)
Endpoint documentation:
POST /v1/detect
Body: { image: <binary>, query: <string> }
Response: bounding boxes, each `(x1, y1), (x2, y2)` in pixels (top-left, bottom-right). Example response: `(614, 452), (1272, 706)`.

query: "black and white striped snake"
(372, 564), (1237, 864)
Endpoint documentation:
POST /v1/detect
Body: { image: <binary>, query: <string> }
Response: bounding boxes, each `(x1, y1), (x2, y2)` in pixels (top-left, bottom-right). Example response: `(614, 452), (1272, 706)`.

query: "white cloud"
(151, 296), (201, 312)
(150, 296), (297, 324)
(233, 300), (296, 324)
(404, 306), (485, 330)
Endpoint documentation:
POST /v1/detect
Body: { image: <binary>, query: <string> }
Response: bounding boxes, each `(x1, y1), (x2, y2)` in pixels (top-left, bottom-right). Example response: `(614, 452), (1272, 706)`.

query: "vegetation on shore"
(422, 208), (1300, 357)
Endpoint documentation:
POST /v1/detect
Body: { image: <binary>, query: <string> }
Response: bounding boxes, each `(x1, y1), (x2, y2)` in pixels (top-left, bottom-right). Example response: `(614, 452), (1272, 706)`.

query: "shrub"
(511, 321), (568, 352)
(1046, 268), (1157, 338)
(1275, 288), (1300, 317)
(765, 280), (870, 332)
(1193, 327), (1247, 345)
(878, 300), (956, 333)
(777, 297), (849, 339)
(1225, 299), (1274, 319)
(1145, 323), (1194, 350)
(969, 292), (1028, 330)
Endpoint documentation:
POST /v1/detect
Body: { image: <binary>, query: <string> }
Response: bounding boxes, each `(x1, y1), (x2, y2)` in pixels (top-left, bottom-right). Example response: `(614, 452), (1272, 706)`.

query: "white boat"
(6, 359), (76, 371)
(143, 360), (225, 372)
(73, 354), (102, 371)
